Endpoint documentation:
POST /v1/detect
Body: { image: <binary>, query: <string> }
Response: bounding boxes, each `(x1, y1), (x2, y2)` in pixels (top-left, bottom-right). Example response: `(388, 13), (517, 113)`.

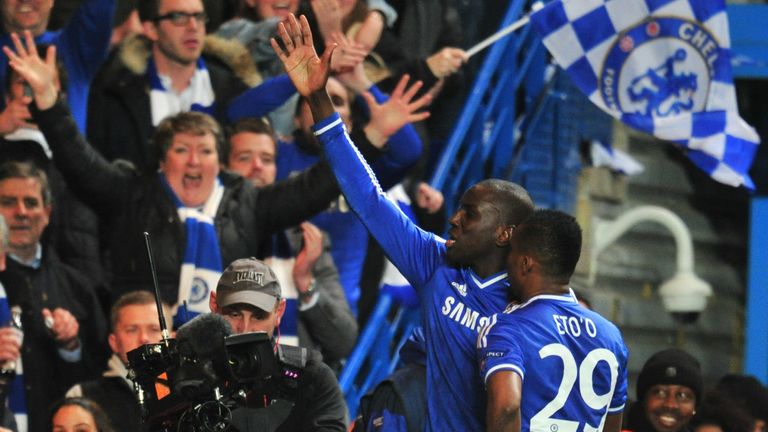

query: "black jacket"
(34, 99), (341, 306)
(231, 346), (347, 432)
(86, 36), (255, 171)
(0, 248), (108, 432)
(68, 355), (142, 432)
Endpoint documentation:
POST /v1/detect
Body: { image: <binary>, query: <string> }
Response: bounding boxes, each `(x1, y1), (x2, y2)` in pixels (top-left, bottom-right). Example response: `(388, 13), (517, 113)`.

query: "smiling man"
(624, 349), (703, 432)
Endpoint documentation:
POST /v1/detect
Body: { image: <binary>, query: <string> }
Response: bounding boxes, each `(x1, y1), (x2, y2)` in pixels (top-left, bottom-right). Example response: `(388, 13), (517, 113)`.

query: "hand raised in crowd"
(353, 10), (384, 52)
(311, 0), (343, 43)
(334, 54), (371, 93)
(42, 307), (80, 351)
(426, 47), (468, 79)
(0, 96), (33, 135)
(416, 182), (445, 214)
(327, 31), (367, 74)
(362, 74), (431, 147)
(271, 14), (336, 98)
(0, 327), (22, 364)
(2, 31), (59, 111)
(292, 222), (324, 302)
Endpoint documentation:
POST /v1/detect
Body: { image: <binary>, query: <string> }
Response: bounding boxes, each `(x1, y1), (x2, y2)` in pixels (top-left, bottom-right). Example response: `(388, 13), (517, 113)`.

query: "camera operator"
(208, 257), (347, 432)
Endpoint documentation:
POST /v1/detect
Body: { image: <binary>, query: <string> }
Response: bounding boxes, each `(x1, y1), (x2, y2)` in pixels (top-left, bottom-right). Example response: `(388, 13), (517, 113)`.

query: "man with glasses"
(86, 0), (296, 171)
(0, 0), (114, 133)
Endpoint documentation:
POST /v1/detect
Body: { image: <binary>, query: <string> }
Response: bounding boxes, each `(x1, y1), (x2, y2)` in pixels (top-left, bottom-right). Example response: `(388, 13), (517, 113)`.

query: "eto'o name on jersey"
(553, 314), (599, 338)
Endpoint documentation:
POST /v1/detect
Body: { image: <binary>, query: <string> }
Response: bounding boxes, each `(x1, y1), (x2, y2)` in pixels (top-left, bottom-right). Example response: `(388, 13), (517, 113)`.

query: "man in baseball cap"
(206, 257), (347, 431)
(208, 257), (286, 337)
(625, 348), (703, 432)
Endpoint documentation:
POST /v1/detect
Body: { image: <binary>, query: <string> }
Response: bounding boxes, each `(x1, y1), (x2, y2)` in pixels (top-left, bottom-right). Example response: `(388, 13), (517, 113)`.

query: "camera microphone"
(174, 314), (233, 399)
(176, 313), (232, 359)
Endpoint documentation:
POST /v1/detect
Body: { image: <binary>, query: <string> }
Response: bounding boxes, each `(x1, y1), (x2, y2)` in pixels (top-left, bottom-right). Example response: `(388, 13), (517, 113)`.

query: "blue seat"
(339, 292), (421, 419)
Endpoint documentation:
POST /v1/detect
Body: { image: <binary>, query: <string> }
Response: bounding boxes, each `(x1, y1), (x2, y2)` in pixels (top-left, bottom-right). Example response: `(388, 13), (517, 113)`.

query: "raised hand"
(0, 97), (34, 134)
(2, 31), (59, 110)
(271, 14), (335, 98)
(293, 222), (324, 302)
(426, 47), (468, 79)
(416, 182), (445, 214)
(328, 31), (367, 74)
(362, 74), (432, 146)
(311, 0), (343, 42)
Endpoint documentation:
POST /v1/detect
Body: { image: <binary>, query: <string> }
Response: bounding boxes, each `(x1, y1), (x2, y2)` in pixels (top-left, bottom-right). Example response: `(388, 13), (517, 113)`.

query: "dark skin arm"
(604, 413), (623, 432)
(486, 371), (523, 432)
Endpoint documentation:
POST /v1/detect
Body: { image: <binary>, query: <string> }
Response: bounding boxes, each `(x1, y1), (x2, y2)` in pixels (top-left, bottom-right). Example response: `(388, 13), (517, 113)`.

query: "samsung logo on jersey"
(441, 296), (491, 332)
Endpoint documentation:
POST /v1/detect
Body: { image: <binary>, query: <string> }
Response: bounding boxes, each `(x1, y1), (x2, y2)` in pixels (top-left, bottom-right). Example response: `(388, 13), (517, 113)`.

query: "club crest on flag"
(530, 0), (760, 188)
(601, 17), (721, 118)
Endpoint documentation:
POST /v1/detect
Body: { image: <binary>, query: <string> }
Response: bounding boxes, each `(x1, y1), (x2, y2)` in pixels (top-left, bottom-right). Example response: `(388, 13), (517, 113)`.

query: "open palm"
(271, 14), (334, 97)
(2, 31), (59, 109)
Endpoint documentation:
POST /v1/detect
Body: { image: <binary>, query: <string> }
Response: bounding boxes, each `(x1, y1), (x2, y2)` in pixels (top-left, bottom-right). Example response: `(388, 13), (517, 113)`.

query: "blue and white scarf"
(160, 174), (224, 327)
(264, 232), (300, 348)
(0, 282), (26, 431)
(148, 57), (216, 126)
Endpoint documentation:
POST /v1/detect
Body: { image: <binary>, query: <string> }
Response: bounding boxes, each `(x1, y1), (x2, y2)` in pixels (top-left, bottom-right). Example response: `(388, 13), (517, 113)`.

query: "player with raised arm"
(477, 209), (629, 432)
(271, 14), (535, 430)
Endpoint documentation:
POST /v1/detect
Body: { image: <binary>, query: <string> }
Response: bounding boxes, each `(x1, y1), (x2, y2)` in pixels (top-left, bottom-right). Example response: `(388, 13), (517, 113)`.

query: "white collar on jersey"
(504, 288), (578, 313)
(470, 271), (508, 289)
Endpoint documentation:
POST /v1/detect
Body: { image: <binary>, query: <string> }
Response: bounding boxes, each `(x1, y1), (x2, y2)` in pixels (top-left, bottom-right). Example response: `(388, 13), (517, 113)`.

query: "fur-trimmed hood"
(116, 34), (262, 87)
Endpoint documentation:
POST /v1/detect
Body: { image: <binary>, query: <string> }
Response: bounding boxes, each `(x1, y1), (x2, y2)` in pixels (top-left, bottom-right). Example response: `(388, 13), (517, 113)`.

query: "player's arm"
(486, 371), (522, 432)
(272, 14), (440, 287)
(603, 413), (623, 432)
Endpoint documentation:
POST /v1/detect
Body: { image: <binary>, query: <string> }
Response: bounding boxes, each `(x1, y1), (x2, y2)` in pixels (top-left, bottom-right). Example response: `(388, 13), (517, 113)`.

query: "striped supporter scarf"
(264, 232), (300, 347)
(0, 281), (26, 431)
(159, 173), (224, 328)
(148, 57), (216, 127)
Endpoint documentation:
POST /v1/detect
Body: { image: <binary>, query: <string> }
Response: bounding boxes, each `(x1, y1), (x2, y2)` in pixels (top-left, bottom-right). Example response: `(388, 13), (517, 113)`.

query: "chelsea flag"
(530, 0), (760, 188)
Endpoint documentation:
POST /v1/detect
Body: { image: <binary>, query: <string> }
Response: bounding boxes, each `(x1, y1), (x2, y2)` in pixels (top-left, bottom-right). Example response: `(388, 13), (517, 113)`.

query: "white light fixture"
(589, 205), (712, 322)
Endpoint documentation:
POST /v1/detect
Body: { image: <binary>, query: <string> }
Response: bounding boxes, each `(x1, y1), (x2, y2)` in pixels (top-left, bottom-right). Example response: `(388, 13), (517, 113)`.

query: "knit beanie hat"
(637, 348), (703, 404)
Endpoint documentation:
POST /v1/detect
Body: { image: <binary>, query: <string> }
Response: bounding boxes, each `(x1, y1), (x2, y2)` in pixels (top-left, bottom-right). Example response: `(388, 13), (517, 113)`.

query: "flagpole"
(466, 1), (544, 59)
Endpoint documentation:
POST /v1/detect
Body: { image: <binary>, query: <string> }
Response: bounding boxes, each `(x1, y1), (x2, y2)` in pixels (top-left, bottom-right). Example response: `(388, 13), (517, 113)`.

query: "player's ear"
(496, 224), (515, 246)
(209, 291), (218, 313)
(521, 256), (534, 275)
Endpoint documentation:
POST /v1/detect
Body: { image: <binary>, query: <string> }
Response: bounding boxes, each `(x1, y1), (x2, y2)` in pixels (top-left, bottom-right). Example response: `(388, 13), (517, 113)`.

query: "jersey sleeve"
(608, 339), (629, 413)
(477, 314), (524, 385)
(226, 74), (297, 122)
(313, 113), (442, 288)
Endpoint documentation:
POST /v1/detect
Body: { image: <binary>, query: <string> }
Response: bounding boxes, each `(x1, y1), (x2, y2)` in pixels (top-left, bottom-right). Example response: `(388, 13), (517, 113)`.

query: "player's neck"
(470, 252), (506, 279)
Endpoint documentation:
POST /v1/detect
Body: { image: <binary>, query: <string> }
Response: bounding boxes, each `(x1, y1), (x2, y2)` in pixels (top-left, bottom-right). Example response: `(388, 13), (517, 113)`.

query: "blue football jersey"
(478, 291), (629, 432)
(314, 114), (510, 431)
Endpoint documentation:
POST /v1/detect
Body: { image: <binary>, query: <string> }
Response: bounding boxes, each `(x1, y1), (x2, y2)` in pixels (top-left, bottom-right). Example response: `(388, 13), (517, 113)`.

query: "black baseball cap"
(216, 258), (281, 312)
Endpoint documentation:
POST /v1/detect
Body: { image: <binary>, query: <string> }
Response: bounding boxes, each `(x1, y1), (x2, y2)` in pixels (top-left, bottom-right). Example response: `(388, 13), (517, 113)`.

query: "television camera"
(126, 234), (303, 431)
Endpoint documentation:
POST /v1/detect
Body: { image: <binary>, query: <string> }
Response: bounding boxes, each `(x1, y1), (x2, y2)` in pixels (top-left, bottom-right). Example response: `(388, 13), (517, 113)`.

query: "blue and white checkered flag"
(530, 0), (760, 188)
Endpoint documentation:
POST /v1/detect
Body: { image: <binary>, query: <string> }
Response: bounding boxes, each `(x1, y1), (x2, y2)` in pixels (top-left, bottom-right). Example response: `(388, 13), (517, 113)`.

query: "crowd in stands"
(0, 0), (764, 431)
